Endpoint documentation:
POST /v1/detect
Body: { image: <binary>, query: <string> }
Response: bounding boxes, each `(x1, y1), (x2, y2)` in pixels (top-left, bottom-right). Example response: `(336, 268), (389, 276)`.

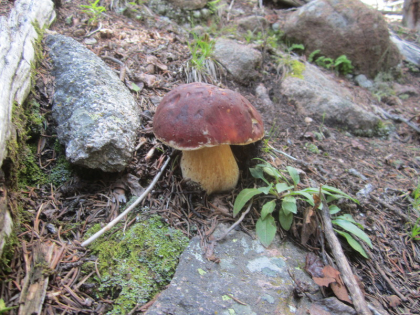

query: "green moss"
(83, 216), (189, 314)
(289, 60), (305, 79)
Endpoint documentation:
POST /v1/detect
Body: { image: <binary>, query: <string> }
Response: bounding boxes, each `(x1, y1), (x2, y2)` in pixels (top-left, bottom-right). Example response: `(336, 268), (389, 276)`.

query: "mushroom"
(153, 82), (264, 194)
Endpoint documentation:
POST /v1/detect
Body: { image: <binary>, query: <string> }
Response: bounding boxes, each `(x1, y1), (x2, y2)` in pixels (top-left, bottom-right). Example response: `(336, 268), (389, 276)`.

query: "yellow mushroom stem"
(180, 145), (239, 195)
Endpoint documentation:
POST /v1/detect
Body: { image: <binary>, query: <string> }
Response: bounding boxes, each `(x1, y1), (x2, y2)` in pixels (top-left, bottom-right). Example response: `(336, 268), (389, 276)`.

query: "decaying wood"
(0, 170), (12, 257)
(319, 189), (372, 315)
(18, 240), (55, 315)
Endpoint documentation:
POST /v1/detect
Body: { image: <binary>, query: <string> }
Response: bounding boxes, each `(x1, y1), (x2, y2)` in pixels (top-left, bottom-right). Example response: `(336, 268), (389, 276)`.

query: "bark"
(403, 0), (420, 30)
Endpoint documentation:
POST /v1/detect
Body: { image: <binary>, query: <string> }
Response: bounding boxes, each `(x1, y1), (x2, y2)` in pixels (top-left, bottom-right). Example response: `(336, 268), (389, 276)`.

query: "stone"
(354, 74), (373, 89)
(168, 0), (208, 10)
(280, 62), (383, 136)
(46, 34), (140, 172)
(238, 15), (269, 33)
(213, 38), (262, 84)
(148, 0), (209, 24)
(283, 0), (401, 78)
(146, 224), (319, 315)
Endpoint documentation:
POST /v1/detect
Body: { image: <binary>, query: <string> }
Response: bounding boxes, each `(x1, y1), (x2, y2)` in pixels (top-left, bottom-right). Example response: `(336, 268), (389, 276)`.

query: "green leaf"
(322, 185), (359, 204)
(289, 190), (315, 206)
(335, 229), (368, 258)
(130, 82), (141, 92)
(256, 215), (277, 247)
(329, 205), (341, 215)
(233, 188), (262, 217)
(282, 195), (297, 214)
(249, 166), (269, 184)
(258, 183), (274, 195)
(263, 166), (280, 179)
(261, 200), (276, 220)
(279, 209), (294, 231)
(287, 166), (300, 185)
(332, 219), (372, 248)
(276, 182), (293, 194)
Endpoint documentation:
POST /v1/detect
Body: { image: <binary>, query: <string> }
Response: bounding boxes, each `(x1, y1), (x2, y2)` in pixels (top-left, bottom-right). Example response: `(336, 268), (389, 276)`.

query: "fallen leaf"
(313, 276), (336, 287)
(386, 295), (401, 307)
(301, 206), (318, 245)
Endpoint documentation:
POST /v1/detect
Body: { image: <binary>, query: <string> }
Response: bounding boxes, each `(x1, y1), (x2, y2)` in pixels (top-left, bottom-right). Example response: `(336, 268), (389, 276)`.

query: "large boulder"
(283, 0), (401, 78)
(280, 61), (386, 136)
(46, 34), (140, 172)
(146, 224), (320, 314)
(213, 38), (262, 84)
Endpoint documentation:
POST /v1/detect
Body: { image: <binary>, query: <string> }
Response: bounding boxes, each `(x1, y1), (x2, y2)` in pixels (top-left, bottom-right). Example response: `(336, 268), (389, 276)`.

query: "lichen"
(83, 215), (189, 314)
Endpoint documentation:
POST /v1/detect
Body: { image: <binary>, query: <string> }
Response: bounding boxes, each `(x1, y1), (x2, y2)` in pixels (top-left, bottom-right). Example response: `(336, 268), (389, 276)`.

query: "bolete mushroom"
(153, 82), (264, 194)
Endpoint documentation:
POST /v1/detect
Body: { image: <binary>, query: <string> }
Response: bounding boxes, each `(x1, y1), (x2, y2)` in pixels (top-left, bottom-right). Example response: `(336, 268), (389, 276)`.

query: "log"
(0, 0), (55, 257)
(18, 241), (55, 315)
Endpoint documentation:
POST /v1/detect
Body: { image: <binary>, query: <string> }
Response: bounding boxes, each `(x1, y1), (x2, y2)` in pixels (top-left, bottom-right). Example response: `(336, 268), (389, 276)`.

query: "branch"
(319, 188), (372, 315)
(81, 156), (171, 247)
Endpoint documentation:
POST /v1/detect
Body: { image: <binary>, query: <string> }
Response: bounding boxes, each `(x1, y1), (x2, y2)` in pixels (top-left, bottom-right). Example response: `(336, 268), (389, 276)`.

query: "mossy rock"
(83, 215), (189, 314)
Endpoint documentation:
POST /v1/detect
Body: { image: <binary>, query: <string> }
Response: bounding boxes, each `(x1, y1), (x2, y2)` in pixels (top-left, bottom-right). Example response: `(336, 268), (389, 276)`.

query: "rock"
(168, 0), (208, 10)
(354, 74), (373, 89)
(238, 15), (269, 33)
(148, 0), (209, 24)
(46, 34), (140, 172)
(390, 33), (420, 66)
(283, 0), (401, 78)
(280, 62), (383, 136)
(213, 38), (262, 84)
(146, 224), (319, 315)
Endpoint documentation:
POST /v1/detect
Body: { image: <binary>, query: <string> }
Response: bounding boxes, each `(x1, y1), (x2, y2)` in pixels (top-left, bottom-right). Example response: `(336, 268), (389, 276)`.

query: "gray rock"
(168, 0), (208, 10)
(283, 0), (401, 78)
(146, 224), (319, 315)
(238, 15), (269, 33)
(46, 34), (140, 172)
(148, 0), (209, 24)
(280, 62), (383, 136)
(355, 74), (373, 89)
(213, 38), (262, 84)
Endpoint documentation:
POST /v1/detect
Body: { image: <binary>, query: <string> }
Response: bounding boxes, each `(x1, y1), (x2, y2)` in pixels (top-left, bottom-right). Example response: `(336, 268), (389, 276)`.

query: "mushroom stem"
(180, 145), (239, 195)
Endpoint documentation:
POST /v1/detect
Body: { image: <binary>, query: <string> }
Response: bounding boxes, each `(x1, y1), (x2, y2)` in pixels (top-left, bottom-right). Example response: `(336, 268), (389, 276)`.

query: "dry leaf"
(301, 206), (318, 245)
(386, 295), (401, 307)
(313, 276), (336, 287)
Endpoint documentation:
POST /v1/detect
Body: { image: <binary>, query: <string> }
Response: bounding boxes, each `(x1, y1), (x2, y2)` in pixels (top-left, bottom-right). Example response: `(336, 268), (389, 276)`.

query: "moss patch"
(83, 216), (189, 314)
(289, 60), (305, 79)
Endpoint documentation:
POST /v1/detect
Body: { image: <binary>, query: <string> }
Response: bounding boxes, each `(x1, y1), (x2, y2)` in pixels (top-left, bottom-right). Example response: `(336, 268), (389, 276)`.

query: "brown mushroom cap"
(153, 82), (264, 150)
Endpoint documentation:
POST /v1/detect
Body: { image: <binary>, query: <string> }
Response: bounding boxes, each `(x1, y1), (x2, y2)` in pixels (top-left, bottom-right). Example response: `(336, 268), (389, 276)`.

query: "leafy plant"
(184, 33), (223, 83)
(80, 0), (106, 25)
(334, 55), (354, 75)
(308, 50), (354, 75)
(233, 160), (372, 257)
(207, 0), (221, 13)
(408, 218), (420, 241)
(286, 43), (305, 54)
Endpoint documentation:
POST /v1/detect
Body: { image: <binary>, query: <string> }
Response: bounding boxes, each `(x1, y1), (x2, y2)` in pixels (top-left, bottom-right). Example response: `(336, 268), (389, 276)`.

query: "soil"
(1, 1), (420, 314)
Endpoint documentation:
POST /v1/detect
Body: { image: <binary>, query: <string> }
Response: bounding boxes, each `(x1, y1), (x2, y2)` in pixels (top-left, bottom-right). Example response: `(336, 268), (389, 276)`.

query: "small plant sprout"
(308, 50), (354, 75)
(184, 33), (224, 84)
(233, 159), (372, 257)
(80, 0), (106, 25)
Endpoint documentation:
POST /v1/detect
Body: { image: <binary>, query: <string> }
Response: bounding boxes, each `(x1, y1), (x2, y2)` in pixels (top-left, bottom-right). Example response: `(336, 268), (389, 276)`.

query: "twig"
(370, 194), (411, 223)
(227, 0), (235, 21)
(215, 202), (252, 241)
(85, 22), (102, 38)
(319, 187), (372, 315)
(81, 156), (171, 246)
(378, 107), (420, 134)
(227, 294), (247, 305)
(374, 260), (408, 302)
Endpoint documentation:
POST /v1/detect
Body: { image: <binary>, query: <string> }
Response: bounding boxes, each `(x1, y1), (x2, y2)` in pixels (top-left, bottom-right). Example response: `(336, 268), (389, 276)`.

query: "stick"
(81, 156), (171, 247)
(215, 202), (252, 241)
(319, 188), (372, 315)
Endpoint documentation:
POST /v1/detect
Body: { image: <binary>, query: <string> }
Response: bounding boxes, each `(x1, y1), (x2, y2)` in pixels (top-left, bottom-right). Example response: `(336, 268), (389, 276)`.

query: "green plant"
(308, 50), (354, 75)
(408, 218), (420, 241)
(233, 160), (372, 257)
(184, 33), (223, 83)
(334, 55), (354, 75)
(80, 0), (106, 25)
(207, 0), (221, 13)
(286, 43), (305, 54)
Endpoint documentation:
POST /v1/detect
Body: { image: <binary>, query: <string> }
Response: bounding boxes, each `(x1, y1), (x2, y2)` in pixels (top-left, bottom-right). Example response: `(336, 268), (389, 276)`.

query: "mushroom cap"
(153, 82), (264, 150)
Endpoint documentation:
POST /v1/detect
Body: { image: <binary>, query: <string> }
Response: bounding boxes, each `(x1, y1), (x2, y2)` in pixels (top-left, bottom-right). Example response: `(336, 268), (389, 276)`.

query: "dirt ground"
(1, 0), (420, 314)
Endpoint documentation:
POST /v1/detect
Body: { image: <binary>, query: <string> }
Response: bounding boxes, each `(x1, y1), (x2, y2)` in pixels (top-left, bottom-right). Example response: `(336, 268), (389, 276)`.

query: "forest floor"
(1, 0), (420, 314)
